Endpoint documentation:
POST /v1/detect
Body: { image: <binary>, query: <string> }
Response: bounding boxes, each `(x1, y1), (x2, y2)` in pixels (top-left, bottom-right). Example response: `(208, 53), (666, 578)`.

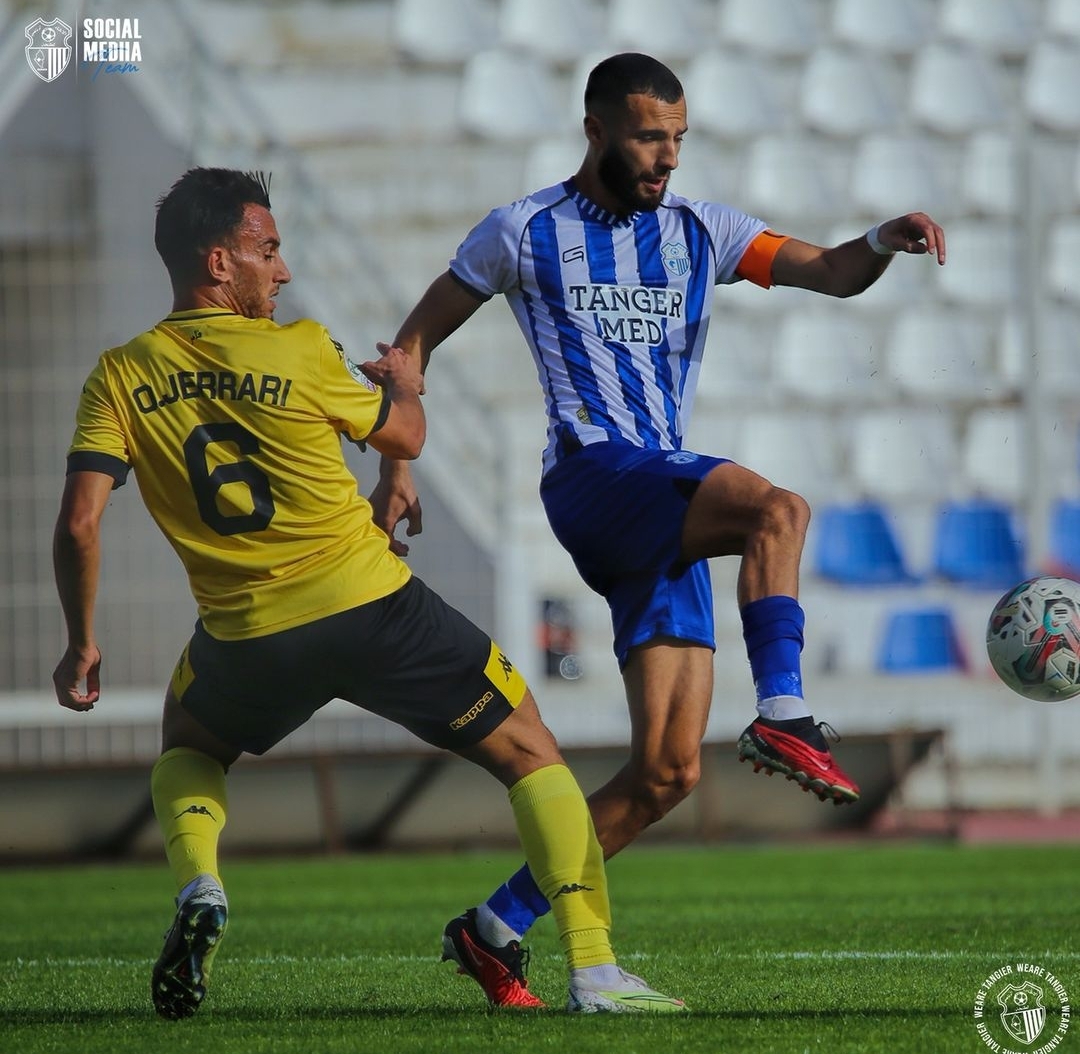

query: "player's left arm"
(771, 213), (947, 298)
(52, 470), (115, 712)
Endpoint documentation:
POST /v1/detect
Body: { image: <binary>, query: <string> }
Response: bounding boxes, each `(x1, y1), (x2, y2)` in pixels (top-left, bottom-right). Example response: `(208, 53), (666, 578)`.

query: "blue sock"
(486, 864), (550, 938)
(741, 595), (806, 702)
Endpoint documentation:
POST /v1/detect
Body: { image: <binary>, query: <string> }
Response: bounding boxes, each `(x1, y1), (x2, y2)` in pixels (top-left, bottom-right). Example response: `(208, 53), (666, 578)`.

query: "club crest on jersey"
(25, 18), (72, 82)
(660, 241), (690, 277)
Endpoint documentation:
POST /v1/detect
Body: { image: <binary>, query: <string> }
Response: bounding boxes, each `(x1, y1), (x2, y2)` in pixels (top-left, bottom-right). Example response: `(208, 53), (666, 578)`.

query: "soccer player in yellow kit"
(51, 168), (685, 1017)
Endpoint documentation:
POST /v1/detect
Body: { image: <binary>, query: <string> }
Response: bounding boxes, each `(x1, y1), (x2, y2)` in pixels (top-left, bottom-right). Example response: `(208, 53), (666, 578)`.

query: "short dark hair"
(584, 53), (684, 114)
(154, 167), (272, 282)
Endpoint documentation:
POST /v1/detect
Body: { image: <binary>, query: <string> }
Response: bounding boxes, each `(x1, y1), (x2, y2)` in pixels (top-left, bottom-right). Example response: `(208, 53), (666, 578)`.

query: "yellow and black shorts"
(170, 577), (527, 755)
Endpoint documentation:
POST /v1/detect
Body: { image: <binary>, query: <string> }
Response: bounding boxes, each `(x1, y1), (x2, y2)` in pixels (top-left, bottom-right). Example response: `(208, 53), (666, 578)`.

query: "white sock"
(475, 902), (522, 947)
(178, 873), (226, 907)
(571, 963), (630, 989)
(756, 695), (812, 721)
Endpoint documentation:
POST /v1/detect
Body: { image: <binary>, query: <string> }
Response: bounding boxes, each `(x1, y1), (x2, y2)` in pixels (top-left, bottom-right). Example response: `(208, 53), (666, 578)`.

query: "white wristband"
(866, 223), (895, 256)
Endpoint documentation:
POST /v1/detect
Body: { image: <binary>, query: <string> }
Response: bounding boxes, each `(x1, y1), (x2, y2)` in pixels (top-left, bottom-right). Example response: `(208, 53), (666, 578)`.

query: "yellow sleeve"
(317, 329), (390, 444)
(66, 356), (132, 486)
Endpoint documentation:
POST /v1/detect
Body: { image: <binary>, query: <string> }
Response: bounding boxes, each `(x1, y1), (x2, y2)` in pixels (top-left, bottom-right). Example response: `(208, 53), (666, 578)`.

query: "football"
(986, 575), (1080, 701)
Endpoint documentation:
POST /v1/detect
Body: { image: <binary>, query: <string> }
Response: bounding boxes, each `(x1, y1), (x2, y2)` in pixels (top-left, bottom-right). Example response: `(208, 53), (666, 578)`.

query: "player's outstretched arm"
(368, 457), (423, 557)
(53, 470), (113, 711)
(772, 212), (947, 298)
(359, 344), (427, 460)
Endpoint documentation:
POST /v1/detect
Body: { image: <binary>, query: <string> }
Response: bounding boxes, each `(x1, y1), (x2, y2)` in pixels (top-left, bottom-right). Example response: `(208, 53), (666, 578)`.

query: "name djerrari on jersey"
(449, 181), (784, 475)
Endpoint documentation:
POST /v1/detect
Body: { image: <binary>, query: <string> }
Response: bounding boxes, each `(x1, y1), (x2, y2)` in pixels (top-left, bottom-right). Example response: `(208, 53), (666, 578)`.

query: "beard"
(597, 145), (665, 214)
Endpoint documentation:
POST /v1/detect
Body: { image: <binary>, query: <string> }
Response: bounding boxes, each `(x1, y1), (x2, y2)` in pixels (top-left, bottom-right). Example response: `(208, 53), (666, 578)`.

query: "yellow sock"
(508, 763), (613, 969)
(151, 747), (227, 893)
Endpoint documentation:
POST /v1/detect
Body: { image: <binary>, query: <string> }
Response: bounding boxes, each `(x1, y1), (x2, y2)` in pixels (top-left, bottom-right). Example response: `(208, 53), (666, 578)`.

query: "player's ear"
(205, 245), (230, 283)
(583, 112), (605, 148)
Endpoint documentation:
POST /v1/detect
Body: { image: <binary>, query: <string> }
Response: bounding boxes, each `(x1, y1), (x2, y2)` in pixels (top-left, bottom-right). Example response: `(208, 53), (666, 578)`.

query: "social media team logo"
(974, 962), (1071, 1054)
(24, 18), (72, 83)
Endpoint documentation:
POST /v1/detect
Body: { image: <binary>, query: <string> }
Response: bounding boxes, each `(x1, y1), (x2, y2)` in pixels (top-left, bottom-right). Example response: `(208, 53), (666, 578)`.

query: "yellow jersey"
(67, 308), (411, 639)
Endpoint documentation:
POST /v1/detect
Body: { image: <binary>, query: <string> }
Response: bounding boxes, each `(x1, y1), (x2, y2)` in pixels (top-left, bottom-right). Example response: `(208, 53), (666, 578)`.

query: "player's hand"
(53, 643), (102, 712)
(877, 213), (946, 265)
(360, 342), (425, 398)
(369, 460), (424, 556)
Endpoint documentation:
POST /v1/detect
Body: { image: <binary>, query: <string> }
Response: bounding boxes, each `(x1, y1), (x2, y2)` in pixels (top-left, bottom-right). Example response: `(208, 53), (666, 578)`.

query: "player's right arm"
(52, 469), (114, 711)
(371, 272), (486, 552)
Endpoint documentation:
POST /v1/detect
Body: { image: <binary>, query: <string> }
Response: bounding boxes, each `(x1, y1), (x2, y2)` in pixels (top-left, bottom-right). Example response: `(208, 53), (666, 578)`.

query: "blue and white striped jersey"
(450, 180), (769, 474)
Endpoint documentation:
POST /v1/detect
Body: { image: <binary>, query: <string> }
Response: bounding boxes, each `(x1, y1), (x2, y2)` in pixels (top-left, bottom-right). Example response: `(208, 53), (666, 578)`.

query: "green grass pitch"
(2, 842), (1076, 1054)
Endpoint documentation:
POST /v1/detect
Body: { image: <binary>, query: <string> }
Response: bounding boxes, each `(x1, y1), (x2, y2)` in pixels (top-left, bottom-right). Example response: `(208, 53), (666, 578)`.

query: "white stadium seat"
(499, 0), (605, 64)
(741, 135), (852, 221)
(939, 0), (1042, 58)
(458, 50), (564, 141)
(799, 47), (905, 138)
(1024, 42), (1080, 133)
(1046, 218), (1080, 304)
(961, 407), (1026, 501)
(851, 134), (961, 217)
(959, 131), (1018, 216)
(773, 310), (891, 405)
(394, 0), (499, 63)
(935, 222), (1020, 308)
(607, 0), (714, 62)
(1045, 0), (1080, 43)
(684, 50), (791, 140)
(887, 310), (1006, 403)
(717, 0), (826, 57)
(522, 136), (583, 193)
(850, 410), (960, 502)
(831, 0), (936, 55)
(909, 44), (1011, 135)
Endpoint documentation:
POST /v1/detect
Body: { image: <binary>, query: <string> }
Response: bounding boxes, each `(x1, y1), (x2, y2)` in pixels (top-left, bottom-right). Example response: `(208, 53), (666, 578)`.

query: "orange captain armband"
(735, 229), (791, 289)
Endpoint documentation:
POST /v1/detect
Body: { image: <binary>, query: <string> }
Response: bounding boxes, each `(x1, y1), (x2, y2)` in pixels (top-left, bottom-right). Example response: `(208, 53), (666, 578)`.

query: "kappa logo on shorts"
(450, 691), (493, 731)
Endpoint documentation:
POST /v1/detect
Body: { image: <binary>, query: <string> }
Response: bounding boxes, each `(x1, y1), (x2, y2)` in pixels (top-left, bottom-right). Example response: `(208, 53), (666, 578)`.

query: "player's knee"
(633, 756), (701, 823)
(761, 487), (811, 543)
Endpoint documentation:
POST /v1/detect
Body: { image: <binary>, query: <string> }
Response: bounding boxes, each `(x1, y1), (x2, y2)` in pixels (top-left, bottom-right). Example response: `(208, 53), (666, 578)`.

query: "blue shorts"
(540, 441), (729, 668)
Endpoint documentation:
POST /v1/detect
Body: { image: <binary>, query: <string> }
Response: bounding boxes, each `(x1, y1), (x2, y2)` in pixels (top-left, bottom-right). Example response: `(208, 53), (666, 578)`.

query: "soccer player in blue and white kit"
(375, 53), (947, 1008)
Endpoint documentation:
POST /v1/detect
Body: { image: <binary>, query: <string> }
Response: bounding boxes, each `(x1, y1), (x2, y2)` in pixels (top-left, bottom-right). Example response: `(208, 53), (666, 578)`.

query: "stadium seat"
(684, 50), (790, 140)
(522, 136), (583, 192)
(814, 501), (919, 586)
(727, 410), (844, 504)
(932, 498), (1027, 589)
(1047, 218), (1080, 304)
(499, 0), (604, 64)
(799, 47), (905, 138)
(935, 222), (1020, 309)
(909, 44), (1011, 135)
(1002, 306), (1080, 395)
(741, 135), (852, 221)
(772, 310), (890, 405)
(693, 314), (777, 406)
(850, 410), (960, 503)
(458, 50), (563, 141)
(1024, 42), (1080, 132)
(939, 0), (1041, 58)
(959, 131), (1017, 216)
(717, 0), (825, 57)
(607, 0), (713, 62)
(1047, 498), (1080, 578)
(851, 133), (961, 217)
(831, 0), (936, 55)
(887, 309), (1004, 403)
(961, 407), (1026, 503)
(1045, 0), (1080, 43)
(393, 0), (499, 64)
(876, 607), (969, 673)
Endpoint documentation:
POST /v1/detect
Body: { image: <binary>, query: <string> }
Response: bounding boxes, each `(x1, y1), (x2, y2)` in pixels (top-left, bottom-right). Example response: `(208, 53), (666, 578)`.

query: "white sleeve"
(448, 206), (521, 298)
(693, 201), (769, 285)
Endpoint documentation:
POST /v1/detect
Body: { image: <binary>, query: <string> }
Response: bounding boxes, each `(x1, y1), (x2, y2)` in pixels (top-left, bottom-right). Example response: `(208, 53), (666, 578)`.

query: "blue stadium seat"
(876, 606), (969, 673)
(1047, 498), (1080, 579)
(932, 498), (1026, 589)
(813, 501), (918, 586)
